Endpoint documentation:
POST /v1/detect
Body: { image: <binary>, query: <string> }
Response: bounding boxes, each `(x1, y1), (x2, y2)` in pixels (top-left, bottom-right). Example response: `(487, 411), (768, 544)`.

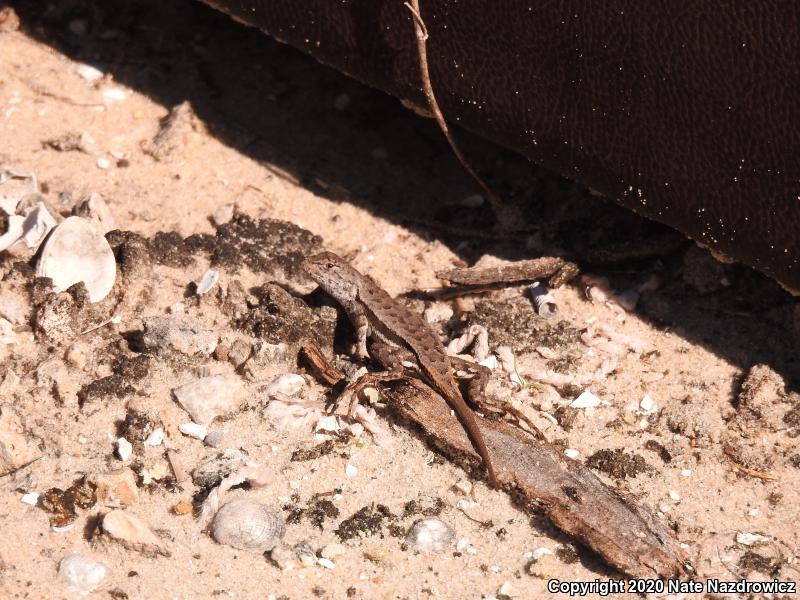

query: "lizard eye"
(326, 262), (334, 269)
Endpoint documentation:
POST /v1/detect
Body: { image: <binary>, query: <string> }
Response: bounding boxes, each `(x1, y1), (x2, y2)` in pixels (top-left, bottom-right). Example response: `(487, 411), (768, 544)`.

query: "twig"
(436, 257), (579, 288)
(404, 0), (512, 229)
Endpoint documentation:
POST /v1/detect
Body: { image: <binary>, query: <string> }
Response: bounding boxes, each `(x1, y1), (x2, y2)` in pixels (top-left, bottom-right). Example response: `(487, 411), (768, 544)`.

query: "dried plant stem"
(404, 0), (514, 229)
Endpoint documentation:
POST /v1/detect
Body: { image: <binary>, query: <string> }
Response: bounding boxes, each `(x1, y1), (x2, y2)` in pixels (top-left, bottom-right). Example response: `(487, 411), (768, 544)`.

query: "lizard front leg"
(331, 342), (412, 416)
(350, 306), (371, 361)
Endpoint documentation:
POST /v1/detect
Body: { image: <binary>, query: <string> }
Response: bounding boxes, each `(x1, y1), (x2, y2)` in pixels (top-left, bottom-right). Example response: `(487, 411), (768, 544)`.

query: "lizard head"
(301, 251), (361, 303)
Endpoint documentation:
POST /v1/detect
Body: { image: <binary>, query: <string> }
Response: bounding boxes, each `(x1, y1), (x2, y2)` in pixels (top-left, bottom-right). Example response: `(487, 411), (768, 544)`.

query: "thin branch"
(404, 0), (509, 226)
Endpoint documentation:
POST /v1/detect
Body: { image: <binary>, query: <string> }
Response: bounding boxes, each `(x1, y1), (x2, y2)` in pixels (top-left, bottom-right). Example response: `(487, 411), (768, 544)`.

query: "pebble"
(91, 469), (139, 507)
(173, 374), (245, 425)
(211, 498), (286, 553)
(265, 373), (305, 399)
(20, 492), (39, 505)
(115, 437), (132, 461)
(405, 518), (455, 554)
(203, 430), (225, 447)
(345, 463), (358, 477)
(36, 216), (116, 303)
(639, 393), (656, 413)
(142, 314), (218, 356)
(564, 448), (580, 460)
(736, 531), (770, 546)
(668, 490), (681, 502)
(96, 157), (111, 170)
(212, 203), (235, 226)
(178, 422), (208, 440)
(527, 552), (559, 579)
(195, 269), (219, 295)
(570, 391), (601, 409)
(143, 427), (164, 446)
(75, 63), (104, 83)
(101, 510), (170, 556)
(58, 554), (108, 595)
(317, 557), (336, 569)
(0, 404), (42, 475)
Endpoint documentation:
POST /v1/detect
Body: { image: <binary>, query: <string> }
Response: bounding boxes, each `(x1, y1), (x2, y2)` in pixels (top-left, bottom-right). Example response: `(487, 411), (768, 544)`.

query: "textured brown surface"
(203, 0), (800, 291)
(389, 378), (690, 579)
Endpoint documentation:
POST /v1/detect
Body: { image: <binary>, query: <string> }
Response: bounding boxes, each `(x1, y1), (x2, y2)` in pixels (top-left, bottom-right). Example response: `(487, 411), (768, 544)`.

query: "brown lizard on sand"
(302, 251), (498, 485)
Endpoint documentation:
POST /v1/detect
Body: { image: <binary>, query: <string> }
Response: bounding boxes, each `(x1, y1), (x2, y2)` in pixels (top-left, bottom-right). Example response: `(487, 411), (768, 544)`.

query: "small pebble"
(680, 469), (692, 477)
(317, 557), (336, 569)
(96, 157), (111, 170)
(668, 490), (681, 502)
(20, 492), (39, 505)
(497, 581), (514, 598)
(115, 437), (132, 461)
(265, 374), (305, 399)
(203, 430), (225, 447)
(570, 391), (601, 409)
(212, 203), (235, 226)
(563, 448), (580, 460)
(173, 501), (193, 515)
(345, 463), (358, 477)
(736, 531), (770, 546)
(195, 269), (219, 295)
(173, 374), (245, 425)
(75, 63), (103, 83)
(639, 394), (655, 413)
(58, 554), (108, 594)
(530, 547), (553, 561)
(178, 422), (208, 440)
(101, 87), (127, 102)
(143, 427), (164, 447)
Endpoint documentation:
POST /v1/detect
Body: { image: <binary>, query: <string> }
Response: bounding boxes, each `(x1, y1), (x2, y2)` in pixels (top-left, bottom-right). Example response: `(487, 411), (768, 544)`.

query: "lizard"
(302, 251), (498, 485)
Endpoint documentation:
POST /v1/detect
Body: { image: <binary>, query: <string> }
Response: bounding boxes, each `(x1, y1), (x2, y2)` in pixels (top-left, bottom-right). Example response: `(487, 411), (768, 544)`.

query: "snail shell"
(211, 498), (285, 553)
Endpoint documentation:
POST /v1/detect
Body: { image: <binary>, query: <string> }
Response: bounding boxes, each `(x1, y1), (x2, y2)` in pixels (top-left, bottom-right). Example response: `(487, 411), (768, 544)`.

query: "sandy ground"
(0, 2), (798, 599)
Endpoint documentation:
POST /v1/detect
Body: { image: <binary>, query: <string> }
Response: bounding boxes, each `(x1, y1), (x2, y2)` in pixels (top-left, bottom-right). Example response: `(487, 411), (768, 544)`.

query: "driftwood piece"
(437, 257), (579, 289)
(387, 378), (690, 579)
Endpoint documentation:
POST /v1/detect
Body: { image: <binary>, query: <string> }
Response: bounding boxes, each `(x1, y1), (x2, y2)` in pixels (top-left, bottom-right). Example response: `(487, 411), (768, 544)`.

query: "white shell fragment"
(195, 269), (219, 295)
(564, 448), (580, 460)
(58, 554), (108, 595)
(211, 498), (286, 553)
(736, 531), (771, 546)
(173, 374), (245, 425)
(405, 518), (456, 554)
(178, 422), (208, 440)
(570, 391), (601, 409)
(36, 217), (116, 303)
(74, 192), (116, 235)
